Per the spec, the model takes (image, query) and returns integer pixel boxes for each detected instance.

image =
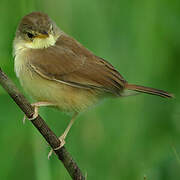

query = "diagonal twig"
[0,68,85,180]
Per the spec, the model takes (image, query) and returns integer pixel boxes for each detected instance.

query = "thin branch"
[0,68,85,180]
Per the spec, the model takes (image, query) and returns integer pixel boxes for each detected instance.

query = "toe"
[48,149,53,159]
[23,115,26,124]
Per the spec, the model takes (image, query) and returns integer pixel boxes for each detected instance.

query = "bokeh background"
[0,0,179,179]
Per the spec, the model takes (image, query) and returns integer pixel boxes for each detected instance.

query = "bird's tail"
[124,83,174,98]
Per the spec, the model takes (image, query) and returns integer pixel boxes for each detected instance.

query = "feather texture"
[28,34,127,96]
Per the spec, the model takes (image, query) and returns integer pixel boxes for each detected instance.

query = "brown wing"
[28,34,127,95]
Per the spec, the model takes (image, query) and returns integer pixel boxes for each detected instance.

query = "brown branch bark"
[0,68,85,180]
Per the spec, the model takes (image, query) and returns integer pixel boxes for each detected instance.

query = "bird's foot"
[48,135,66,159]
[23,102,55,124]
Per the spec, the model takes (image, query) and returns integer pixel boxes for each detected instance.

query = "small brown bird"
[13,12,173,150]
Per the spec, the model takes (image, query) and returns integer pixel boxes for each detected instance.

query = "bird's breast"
[14,48,101,113]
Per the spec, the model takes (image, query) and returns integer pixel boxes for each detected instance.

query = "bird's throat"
[27,34,57,49]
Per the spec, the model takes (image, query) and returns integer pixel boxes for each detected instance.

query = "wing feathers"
[28,34,126,95]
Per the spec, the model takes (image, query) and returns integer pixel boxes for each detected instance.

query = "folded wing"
[28,34,127,96]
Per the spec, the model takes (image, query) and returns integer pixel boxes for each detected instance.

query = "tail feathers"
[125,83,174,98]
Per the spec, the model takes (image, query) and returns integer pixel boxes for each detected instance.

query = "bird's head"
[14,12,61,49]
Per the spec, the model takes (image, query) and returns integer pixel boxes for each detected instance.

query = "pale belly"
[16,61,101,113]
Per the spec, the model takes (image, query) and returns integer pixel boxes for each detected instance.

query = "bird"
[13,12,173,151]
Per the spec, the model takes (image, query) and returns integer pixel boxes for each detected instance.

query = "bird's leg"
[48,112,78,159]
[23,102,55,123]
[58,112,78,144]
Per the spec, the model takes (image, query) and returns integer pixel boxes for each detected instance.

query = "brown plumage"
[13,12,173,150]
[27,33,173,99]
[28,34,126,96]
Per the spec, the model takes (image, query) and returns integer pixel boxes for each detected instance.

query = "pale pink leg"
[23,102,56,123]
[48,112,78,159]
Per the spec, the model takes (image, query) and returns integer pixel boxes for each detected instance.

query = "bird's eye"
[27,32,34,39]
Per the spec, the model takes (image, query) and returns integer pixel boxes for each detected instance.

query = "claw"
[48,149,53,159]
[22,102,55,124]
[48,136,66,159]
[23,115,26,124]
[47,112,78,159]
[22,105,38,123]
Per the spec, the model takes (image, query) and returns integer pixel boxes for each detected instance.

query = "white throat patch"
[26,34,56,49]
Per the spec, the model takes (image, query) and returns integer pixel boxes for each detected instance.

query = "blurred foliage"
[0,0,179,179]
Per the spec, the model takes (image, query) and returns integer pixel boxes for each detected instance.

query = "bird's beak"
[36,32,49,39]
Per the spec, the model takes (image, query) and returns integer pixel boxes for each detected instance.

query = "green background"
[0,0,179,179]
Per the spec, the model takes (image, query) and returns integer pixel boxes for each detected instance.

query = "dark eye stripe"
[27,32,34,39]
